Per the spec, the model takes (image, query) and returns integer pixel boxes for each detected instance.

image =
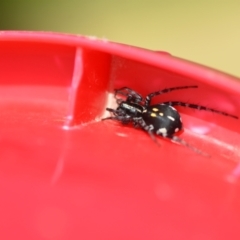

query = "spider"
[102,86,238,155]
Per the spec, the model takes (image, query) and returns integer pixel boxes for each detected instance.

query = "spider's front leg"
[114,87,143,103]
[102,108,132,124]
[144,86,198,106]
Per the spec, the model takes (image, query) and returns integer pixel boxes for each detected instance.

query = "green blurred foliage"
[0,0,240,76]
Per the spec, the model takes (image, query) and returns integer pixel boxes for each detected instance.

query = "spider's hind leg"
[164,101,238,119]
[167,135,210,157]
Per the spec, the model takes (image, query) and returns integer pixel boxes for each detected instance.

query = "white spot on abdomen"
[167,116,175,121]
[156,128,167,136]
[170,106,177,111]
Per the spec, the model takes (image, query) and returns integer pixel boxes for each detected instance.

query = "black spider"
[102,86,238,155]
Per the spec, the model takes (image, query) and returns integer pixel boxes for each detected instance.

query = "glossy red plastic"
[1,31,240,240]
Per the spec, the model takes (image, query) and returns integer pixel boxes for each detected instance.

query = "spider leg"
[144,86,198,106]
[102,116,118,121]
[102,108,132,124]
[105,108,116,113]
[133,121,141,128]
[135,118,160,146]
[164,101,238,119]
[102,116,132,124]
[114,87,143,103]
[167,135,210,157]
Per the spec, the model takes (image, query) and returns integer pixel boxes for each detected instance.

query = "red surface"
[1,31,240,240]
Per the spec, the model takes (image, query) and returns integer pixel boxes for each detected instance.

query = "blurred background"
[0,0,240,77]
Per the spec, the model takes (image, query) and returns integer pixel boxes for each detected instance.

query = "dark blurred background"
[0,0,239,76]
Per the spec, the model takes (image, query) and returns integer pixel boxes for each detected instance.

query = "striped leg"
[145,86,198,106]
[102,116,132,125]
[102,108,132,124]
[164,101,238,119]
[114,87,143,103]
[136,118,160,146]
[168,135,210,157]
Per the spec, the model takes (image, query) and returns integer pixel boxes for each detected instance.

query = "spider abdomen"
[142,104,183,136]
